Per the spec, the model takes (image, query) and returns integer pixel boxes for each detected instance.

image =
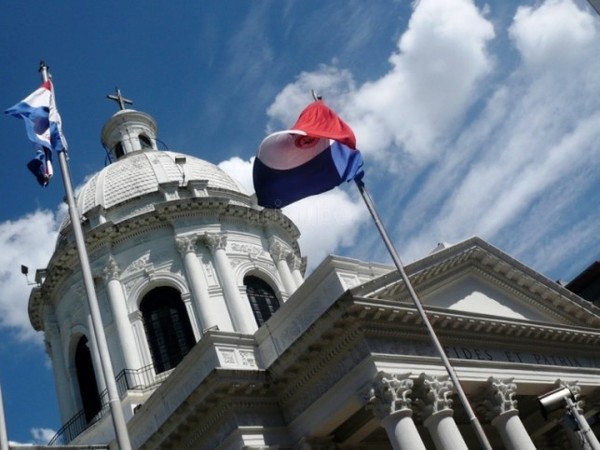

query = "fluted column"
[202,233,255,334]
[368,372,426,450]
[287,253,304,288]
[270,240,297,295]
[103,257,141,372]
[176,235,227,333]
[477,377,535,450]
[414,374,468,450]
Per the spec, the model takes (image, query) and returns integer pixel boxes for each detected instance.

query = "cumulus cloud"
[251,0,600,280]
[0,210,60,342]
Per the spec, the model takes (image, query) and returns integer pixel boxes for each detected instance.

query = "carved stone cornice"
[367,371,414,421]
[476,377,518,421]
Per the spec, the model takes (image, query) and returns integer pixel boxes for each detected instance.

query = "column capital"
[414,373,454,420]
[287,253,303,270]
[103,256,121,282]
[476,377,518,421]
[367,371,414,421]
[269,240,289,262]
[176,235,199,257]
[201,232,227,252]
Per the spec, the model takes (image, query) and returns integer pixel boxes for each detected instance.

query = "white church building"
[25,103,600,449]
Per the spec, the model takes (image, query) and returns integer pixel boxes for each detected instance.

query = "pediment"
[356,237,600,328]
[420,272,556,322]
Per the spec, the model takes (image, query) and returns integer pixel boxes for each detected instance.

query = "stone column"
[287,253,304,288]
[414,374,468,450]
[176,235,225,333]
[202,233,255,334]
[270,240,297,296]
[103,257,141,372]
[477,377,535,450]
[368,371,426,450]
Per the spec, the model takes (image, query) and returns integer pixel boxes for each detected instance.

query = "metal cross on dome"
[106,87,133,110]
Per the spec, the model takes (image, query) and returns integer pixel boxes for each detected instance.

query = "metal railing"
[48,364,170,446]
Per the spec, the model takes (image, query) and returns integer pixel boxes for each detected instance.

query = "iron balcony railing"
[48,363,171,446]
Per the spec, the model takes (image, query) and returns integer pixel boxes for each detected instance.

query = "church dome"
[59,107,251,233]
[77,149,246,214]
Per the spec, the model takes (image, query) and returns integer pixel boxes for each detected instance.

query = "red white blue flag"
[253,100,364,208]
[5,80,67,186]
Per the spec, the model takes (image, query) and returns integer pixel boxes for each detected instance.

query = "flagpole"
[0,383,8,450]
[39,63,132,450]
[354,178,492,450]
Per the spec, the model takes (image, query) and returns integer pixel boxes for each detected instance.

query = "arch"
[244,275,281,326]
[74,336,102,423]
[114,142,125,160]
[139,134,153,150]
[140,286,196,374]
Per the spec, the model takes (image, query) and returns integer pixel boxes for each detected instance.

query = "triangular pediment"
[421,272,554,322]
[355,237,600,327]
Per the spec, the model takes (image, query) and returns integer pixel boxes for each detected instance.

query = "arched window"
[139,134,153,149]
[75,336,102,423]
[140,287,196,374]
[114,142,125,159]
[244,276,280,326]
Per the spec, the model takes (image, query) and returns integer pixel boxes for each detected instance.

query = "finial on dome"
[107,87,133,111]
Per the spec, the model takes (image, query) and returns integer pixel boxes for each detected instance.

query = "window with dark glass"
[75,336,102,423]
[140,287,196,374]
[114,142,125,159]
[139,134,152,149]
[244,276,280,326]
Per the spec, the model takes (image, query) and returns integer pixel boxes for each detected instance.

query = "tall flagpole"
[0,383,8,450]
[39,63,132,450]
[355,179,493,450]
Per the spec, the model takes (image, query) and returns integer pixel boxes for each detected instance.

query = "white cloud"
[510,0,596,72]
[283,189,367,268]
[218,156,254,195]
[0,210,60,342]
[8,427,57,446]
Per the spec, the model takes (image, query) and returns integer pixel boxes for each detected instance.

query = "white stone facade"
[27,108,600,449]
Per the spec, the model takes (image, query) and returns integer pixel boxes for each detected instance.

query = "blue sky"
[1,0,599,444]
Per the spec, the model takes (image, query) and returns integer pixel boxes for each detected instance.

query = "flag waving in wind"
[5,80,67,186]
[253,100,364,208]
